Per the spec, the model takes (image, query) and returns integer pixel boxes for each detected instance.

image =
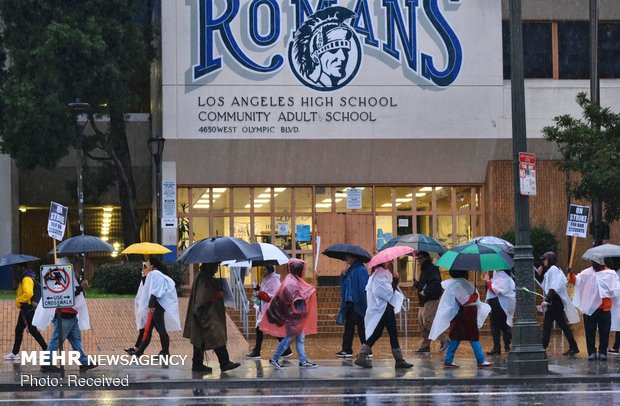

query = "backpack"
[29,277,42,307]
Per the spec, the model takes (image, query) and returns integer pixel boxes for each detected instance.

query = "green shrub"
[501,226,559,265]
[92,261,186,295]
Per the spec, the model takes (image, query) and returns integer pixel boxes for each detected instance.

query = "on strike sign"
[41,264,75,308]
[47,202,68,241]
[566,204,590,238]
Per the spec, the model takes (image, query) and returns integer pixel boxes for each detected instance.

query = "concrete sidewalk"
[2,351,620,393]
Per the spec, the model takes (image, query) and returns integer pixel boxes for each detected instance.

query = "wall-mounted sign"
[346,188,362,209]
[41,264,74,308]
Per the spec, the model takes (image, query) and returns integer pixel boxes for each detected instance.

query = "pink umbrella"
[367,246,415,269]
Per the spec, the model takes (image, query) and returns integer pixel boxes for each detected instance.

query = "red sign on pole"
[519,152,537,196]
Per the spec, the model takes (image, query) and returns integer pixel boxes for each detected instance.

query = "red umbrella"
[367,246,414,269]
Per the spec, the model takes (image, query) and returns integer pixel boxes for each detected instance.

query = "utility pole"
[590,0,604,247]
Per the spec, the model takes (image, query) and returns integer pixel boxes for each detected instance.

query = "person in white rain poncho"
[484,270,515,355]
[130,256,181,357]
[536,251,580,356]
[429,269,492,369]
[354,260,412,369]
[569,254,620,361]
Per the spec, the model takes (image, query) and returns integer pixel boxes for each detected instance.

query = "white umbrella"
[224,243,290,267]
[469,236,514,254]
[581,244,620,261]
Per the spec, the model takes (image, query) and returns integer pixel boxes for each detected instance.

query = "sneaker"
[600,354,608,361]
[79,363,98,372]
[415,347,431,354]
[588,354,598,361]
[367,352,373,359]
[269,359,285,369]
[443,362,459,369]
[608,348,619,354]
[3,352,18,361]
[563,349,578,356]
[335,351,352,358]
[486,348,501,356]
[439,341,449,352]
[245,350,261,360]
[477,361,493,368]
[299,361,318,368]
[282,348,294,358]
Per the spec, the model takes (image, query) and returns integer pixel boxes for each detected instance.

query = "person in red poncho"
[261,259,318,369]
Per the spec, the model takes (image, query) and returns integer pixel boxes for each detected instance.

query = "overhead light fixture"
[101,230,109,235]
[100,236,109,241]
[254,199,270,203]
[419,187,433,192]
[213,188,227,193]
[244,204,251,209]
[254,204,263,208]
[196,199,209,204]
[19,206,27,213]
[416,193,427,197]
[274,187,286,192]
[257,194,271,199]
[396,198,412,202]
[103,212,112,218]
[381,203,402,207]
[315,203,331,208]
[103,207,113,212]
[193,204,210,209]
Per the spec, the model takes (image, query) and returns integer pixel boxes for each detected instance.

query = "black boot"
[392,348,413,369]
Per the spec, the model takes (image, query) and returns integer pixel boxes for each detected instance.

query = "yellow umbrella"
[121,242,171,255]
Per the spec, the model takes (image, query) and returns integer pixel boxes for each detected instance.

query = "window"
[503,21,553,79]
[600,23,620,78]
[558,22,589,79]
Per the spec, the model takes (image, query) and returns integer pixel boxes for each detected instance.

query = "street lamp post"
[590,0,603,247]
[506,0,548,375]
[67,101,92,236]
[148,136,165,244]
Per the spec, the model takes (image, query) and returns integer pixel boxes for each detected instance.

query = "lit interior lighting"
[193,204,210,209]
[103,207,113,212]
[334,199,342,203]
[244,204,251,209]
[416,193,427,197]
[113,242,120,249]
[196,199,209,204]
[335,193,347,198]
[254,204,263,208]
[201,193,210,199]
[213,188,227,193]
[381,203,402,207]
[100,236,109,241]
[257,194,271,199]
[274,188,286,192]
[19,206,27,213]
[322,198,332,203]
[405,193,412,197]
[264,188,272,193]
[315,203,332,208]
[211,194,221,199]
[111,251,118,257]
[419,187,433,192]
[101,230,109,235]
[396,198,412,202]
[103,212,112,218]
[254,199,270,203]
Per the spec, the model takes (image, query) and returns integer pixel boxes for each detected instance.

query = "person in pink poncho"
[261,259,318,369]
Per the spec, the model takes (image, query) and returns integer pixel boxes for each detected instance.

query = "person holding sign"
[536,252,580,356]
[4,263,47,360]
[569,255,620,361]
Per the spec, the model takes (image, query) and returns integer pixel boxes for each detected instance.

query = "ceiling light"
[101,230,109,235]
[196,199,209,204]
[315,203,332,208]
[405,193,412,197]
[396,198,412,202]
[419,187,433,192]
[103,207,113,212]
[111,251,118,257]
[322,198,332,203]
[416,193,427,197]
[244,204,251,209]
[254,199,270,203]
[193,204,210,209]
[381,203,402,207]
[257,194,271,199]
[103,212,112,218]
[274,188,286,192]
[19,206,27,213]
[100,236,109,241]
[213,188,227,193]
[212,194,221,199]
[254,204,263,208]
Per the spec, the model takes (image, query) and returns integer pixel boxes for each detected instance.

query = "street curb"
[2,374,620,392]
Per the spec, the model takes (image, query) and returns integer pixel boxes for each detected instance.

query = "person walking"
[4,263,47,360]
[262,259,318,369]
[335,254,369,358]
[33,257,96,372]
[184,262,240,373]
[130,257,181,357]
[124,264,147,354]
[536,251,580,356]
[245,264,292,360]
[484,270,515,355]
[354,260,413,369]
[569,254,620,361]
[413,251,448,353]
[429,269,492,369]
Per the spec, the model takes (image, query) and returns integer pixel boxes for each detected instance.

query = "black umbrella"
[0,254,40,267]
[322,243,372,263]
[49,235,114,255]
[176,236,262,265]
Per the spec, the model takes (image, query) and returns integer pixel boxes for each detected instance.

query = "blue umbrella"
[0,254,40,267]
[322,243,372,263]
[380,233,447,255]
[177,236,262,265]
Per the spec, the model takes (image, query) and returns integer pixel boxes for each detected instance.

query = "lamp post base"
[507,320,548,375]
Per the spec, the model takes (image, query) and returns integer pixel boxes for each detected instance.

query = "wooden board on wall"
[345,213,375,259]
[314,213,345,277]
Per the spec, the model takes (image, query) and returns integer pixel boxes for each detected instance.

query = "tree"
[502,226,559,266]
[0,0,154,246]
[542,92,620,232]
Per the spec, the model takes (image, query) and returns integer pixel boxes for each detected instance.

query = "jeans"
[46,317,88,365]
[541,301,578,351]
[583,309,611,356]
[488,297,512,350]
[272,332,307,363]
[445,339,485,364]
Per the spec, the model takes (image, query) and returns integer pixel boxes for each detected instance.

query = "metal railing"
[398,296,411,338]
[229,267,250,338]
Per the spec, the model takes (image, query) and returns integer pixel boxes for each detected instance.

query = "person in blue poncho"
[335,255,369,358]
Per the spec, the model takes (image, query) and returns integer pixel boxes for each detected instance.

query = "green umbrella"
[435,242,514,272]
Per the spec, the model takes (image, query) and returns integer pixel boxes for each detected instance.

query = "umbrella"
[0,254,40,267]
[322,243,372,263]
[468,236,514,254]
[176,236,262,265]
[581,244,620,261]
[367,246,414,269]
[435,242,514,272]
[121,242,172,255]
[250,243,290,266]
[49,235,114,254]
[380,233,447,255]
